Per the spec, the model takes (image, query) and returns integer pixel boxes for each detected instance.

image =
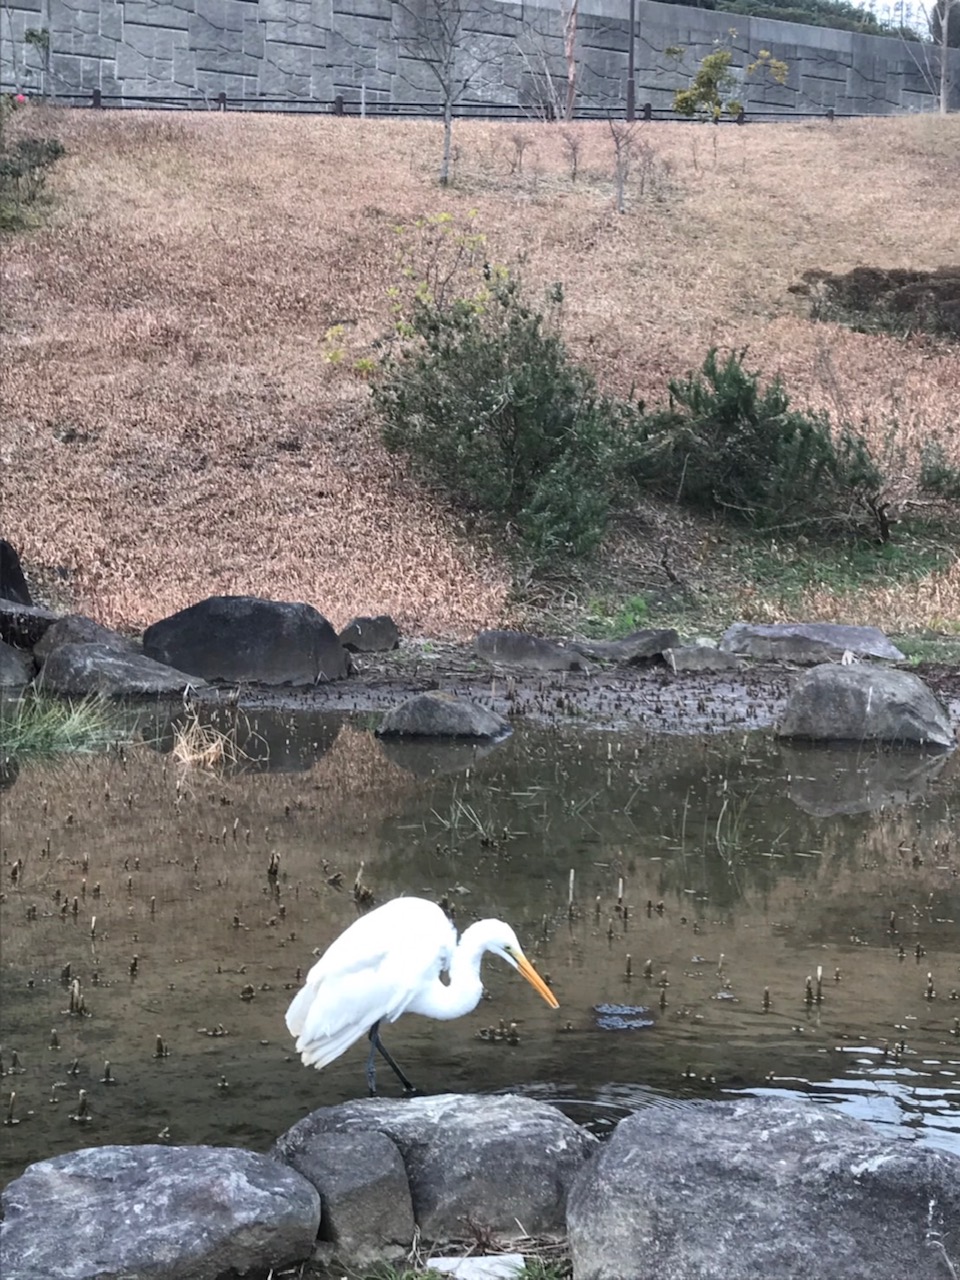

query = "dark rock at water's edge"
[567,1096,960,1280]
[777,664,956,749]
[0,638,35,687]
[572,628,680,664]
[38,642,204,698]
[143,595,349,686]
[476,629,590,672]
[0,598,60,650]
[0,539,32,606]
[272,1093,597,1248]
[720,621,905,664]
[34,614,134,664]
[378,690,510,739]
[0,1144,321,1280]
[339,614,400,652]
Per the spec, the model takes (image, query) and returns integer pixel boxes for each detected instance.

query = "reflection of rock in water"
[780,744,949,817]
[377,735,504,779]
[0,758,19,791]
[144,709,343,774]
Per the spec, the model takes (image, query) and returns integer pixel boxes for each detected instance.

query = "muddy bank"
[190,639,960,737]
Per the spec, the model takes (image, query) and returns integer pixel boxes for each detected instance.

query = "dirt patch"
[192,639,960,737]
[793,265,960,339]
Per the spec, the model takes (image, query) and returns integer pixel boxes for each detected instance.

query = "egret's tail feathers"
[296,1018,367,1071]
[284,981,318,1038]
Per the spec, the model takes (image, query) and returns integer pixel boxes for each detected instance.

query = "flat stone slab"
[777,664,955,748]
[567,1097,960,1280]
[0,1144,321,1280]
[476,630,590,672]
[572,628,680,663]
[38,642,204,698]
[665,644,746,672]
[0,598,61,649]
[720,622,905,664]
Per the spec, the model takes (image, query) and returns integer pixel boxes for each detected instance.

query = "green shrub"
[0,126,65,230]
[919,441,960,501]
[624,349,883,535]
[373,272,640,563]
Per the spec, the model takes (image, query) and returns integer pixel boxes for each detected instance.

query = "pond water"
[1,709,959,1185]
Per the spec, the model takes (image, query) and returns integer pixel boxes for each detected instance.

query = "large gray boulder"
[777,664,955,748]
[378,691,509,739]
[0,539,31,605]
[272,1094,596,1244]
[143,596,349,686]
[720,622,905,664]
[339,614,400,652]
[276,1128,415,1266]
[0,638,35,686]
[476,630,590,672]
[38,642,204,698]
[0,1144,321,1280]
[34,614,134,663]
[567,1097,960,1280]
[571,629,680,664]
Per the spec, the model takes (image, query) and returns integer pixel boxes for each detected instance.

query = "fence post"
[826,107,835,122]
[735,108,745,124]
[333,93,344,116]
[92,88,102,109]
[642,101,652,121]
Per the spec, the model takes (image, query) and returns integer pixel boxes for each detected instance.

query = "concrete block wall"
[1,0,957,113]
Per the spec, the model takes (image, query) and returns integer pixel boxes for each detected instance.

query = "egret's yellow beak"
[516,952,560,1009]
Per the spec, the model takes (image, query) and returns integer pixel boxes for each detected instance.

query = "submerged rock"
[777,664,955,748]
[0,1144,321,1280]
[567,1096,960,1280]
[378,691,509,739]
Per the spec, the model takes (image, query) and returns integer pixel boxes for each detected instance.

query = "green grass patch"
[734,521,957,606]
[0,693,129,762]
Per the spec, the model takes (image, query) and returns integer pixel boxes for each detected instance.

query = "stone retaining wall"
[2,0,958,114]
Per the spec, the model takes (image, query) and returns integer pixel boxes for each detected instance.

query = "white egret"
[285,897,559,1094]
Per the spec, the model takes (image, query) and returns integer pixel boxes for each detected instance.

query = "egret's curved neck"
[409,922,493,1021]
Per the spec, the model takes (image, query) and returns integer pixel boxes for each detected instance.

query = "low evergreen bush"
[373,272,640,563]
[623,349,883,535]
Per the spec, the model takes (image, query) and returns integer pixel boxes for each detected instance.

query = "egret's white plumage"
[285,897,558,1090]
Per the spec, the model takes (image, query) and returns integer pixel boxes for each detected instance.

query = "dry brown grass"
[2,108,959,636]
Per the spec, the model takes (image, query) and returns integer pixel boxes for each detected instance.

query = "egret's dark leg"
[366,1021,416,1095]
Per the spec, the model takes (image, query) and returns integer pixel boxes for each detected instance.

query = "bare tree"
[561,0,580,121]
[933,0,960,111]
[394,0,498,184]
[608,118,636,213]
[514,0,580,122]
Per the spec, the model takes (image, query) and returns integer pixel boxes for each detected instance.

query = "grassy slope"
[2,108,958,640]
